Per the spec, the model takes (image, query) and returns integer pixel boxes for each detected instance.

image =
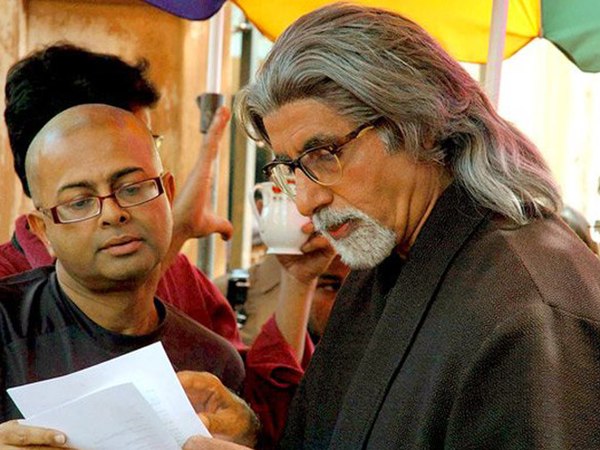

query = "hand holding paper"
[0,420,68,449]
[178,371,259,447]
[7,343,209,449]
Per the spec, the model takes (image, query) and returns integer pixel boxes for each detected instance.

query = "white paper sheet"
[23,383,180,450]
[8,342,210,446]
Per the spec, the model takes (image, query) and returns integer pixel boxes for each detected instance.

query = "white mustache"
[313,208,360,234]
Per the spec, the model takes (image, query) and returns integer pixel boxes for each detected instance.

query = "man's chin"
[338,254,382,271]
[94,259,161,291]
[329,240,388,270]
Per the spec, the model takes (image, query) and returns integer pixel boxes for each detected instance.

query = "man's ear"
[27,211,54,256]
[162,172,176,205]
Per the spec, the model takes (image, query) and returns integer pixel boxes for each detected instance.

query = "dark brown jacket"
[282,184,600,449]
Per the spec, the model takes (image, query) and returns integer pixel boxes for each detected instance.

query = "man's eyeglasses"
[38,175,166,224]
[262,120,378,198]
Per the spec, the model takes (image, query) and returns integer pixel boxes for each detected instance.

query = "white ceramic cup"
[250,181,308,255]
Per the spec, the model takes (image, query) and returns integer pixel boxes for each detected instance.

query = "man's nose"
[294,170,333,217]
[100,196,131,225]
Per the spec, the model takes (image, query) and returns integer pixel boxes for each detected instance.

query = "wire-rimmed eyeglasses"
[262,120,379,198]
[37,175,166,224]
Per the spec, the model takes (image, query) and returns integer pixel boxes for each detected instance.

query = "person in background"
[216,254,349,345]
[233,3,600,448]
[0,104,256,447]
[306,255,349,341]
[1,43,332,448]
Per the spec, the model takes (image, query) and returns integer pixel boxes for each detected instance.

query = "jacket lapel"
[329,184,489,449]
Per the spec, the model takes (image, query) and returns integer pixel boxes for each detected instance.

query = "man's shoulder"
[0,267,54,324]
[484,213,598,271]
[449,213,600,316]
[0,267,57,347]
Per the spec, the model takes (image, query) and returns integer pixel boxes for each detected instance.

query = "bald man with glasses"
[0,104,259,448]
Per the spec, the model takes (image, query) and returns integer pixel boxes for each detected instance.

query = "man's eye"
[120,185,142,197]
[65,198,95,211]
[303,147,336,163]
[317,281,342,292]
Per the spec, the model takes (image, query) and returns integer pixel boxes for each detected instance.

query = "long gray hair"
[236,3,561,224]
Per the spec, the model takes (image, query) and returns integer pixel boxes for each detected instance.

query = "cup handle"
[249,184,262,222]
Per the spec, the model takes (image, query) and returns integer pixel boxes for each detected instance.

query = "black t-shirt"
[0,266,245,420]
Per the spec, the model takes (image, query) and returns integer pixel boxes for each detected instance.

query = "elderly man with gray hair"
[192,3,600,450]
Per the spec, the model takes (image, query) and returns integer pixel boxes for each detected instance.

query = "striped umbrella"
[143,0,600,72]
[232,0,600,73]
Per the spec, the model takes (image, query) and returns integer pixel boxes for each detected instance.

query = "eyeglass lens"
[269,150,342,198]
[56,178,161,223]
[299,148,342,184]
[271,165,297,198]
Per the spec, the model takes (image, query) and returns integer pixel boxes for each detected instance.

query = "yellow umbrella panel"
[232,0,539,65]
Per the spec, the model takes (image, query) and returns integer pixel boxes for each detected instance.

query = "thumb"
[197,412,211,430]
[206,215,234,241]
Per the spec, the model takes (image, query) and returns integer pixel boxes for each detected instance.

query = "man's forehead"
[28,104,150,161]
[43,104,142,136]
[26,104,160,199]
[264,99,350,156]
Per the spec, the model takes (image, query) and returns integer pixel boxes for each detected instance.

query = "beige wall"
[497,39,600,228]
[0,0,232,275]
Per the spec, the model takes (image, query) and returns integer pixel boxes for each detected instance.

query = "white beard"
[313,206,397,270]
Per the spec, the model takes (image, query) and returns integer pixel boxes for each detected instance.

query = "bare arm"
[164,106,234,269]
[274,223,335,360]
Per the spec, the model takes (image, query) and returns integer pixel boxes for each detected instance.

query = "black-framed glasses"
[262,120,378,198]
[38,175,166,224]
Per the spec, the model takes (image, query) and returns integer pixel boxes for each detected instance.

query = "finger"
[301,234,333,253]
[178,370,215,395]
[184,435,250,450]
[217,219,234,241]
[0,420,67,447]
[205,215,234,241]
[211,105,232,131]
[177,371,225,408]
[197,412,211,430]
[301,221,316,234]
